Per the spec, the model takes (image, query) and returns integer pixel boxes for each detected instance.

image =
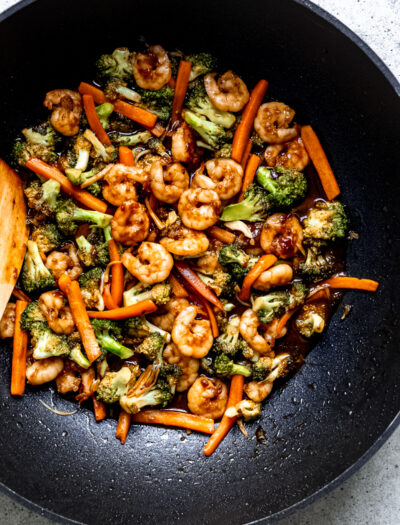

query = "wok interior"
[0,0,399,523]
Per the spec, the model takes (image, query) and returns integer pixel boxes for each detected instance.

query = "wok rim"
[0,0,399,523]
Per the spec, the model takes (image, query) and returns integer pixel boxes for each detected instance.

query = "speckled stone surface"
[0,0,399,524]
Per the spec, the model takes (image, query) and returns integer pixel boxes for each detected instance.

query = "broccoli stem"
[231,363,252,377]
[103,225,112,242]
[96,334,134,359]
[256,168,277,193]
[72,207,112,229]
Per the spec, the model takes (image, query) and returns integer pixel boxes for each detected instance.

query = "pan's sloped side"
[0,1,399,524]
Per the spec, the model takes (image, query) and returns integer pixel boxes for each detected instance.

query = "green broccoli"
[220,183,271,222]
[69,343,91,369]
[95,367,134,404]
[104,79,142,102]
[123,316,170,344]
[135,332,166,361]
[212,353,251,377]
[197,271,233,297]
[265,353,294,383]
[303,201,348,246]
[29,322,70,360]
[10,121,59,167]
[31,223,63,253]
[299,245,336,283]
[218,244,251,281]
[213,315,246,357]
[295,303,326,338]
[55,198,112,236]
[96,103,114,129]
[184,109,229,150]
[137,85,175,121]
[185,52,217,81]
[64,166,102,197]
[110,130,152,146]
[78,267,105,310]
[214,143,233,158]
[252,356,274,381]
[76,228,109,267]
[91,319,134,359]
[252,290,289,324]
[96,47,132,83]
[185,80,235,128]
[288,282,308,309]
[24,179,61,217]
[123,282,171,307]
[225,399,261,421]
[21,240,55,293]
[257,166,308,208]
[20,300,46,331]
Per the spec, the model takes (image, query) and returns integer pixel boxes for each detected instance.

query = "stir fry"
[1,45,379,455]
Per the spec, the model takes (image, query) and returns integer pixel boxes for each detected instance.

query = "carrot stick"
[92,396,106,421]
[87,299,157,320]
[203,300,219,338]
[108,240,124,307]
[322,276,379,292]
[11,300,28,396]
[301,125,340,201]
[238,154,261,201]
[116,410,131,444]
[149,122,166,138]
[276,308,299,337]
[203,375,245,456]
[168,273,189,298]
[171,60,191,124]
[132,410,215,434]
[232,79,269,163]
[82,94,111,146]
[25,158,107,213]
[174,261,224,311]
[207,225,236,244]
[114,99,157,129]
[239,254,277,301]
[103,283,119,310]
[58,274,101,363]
[119,146,135,166]
[78,82,107,104]
[240,139,252,171]
[12,287,31,303]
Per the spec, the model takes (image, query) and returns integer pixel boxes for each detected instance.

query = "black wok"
[0,0,399,523]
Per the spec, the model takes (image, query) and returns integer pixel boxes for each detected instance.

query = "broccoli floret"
[212,353,251,377]
[184,109,229,150]
[197,271,233,297]
[69,343,91,369]
[295,304,326,338]
[78,267,105,310]
[299,246,336,283]
[21,240,55,293]
[213,315,244,357]
[136,85,174,121]
[303,201,348,245]
[185,52,217,81]
[214,143,233,158]
[123,282,172,307]
[225,399,261,421]
[55,198,112,236]
[76,229,109,267]
[252,356,274,382]
[218,244,250,281]
[252,290,289,324]
[20,300,46,331]
[135,332,166,361]
[104,79,141,102]
[110,130,152,147]
[257,166,308,209]
[95,367,133,404]
[24,179,61,217]
[91,319,134,359]
[64,166,102,198]
[96,103,114,129]
[220,183,271,222]
[185,80,235,128]
[288,282,308,309]
[266,353,294,383]
[96,47,132,83]
[123,316,170,343]
[31,223,63,253]
[10,121,59,167]
[29,322,70,360]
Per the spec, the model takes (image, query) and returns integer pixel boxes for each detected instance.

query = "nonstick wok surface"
[0,0,399,523]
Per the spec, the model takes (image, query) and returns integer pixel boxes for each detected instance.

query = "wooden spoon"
[0,159,29,319]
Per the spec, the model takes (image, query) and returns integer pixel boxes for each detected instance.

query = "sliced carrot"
[25,158,107,213]
[87,299,157,320]
[301,125,340,201]
[118,146,135,166]
[149,122,166,138]
[171,60,191,124]
[82,94,111,146]
[232,79,269,163]
[174,261,224,311]
[168,273,189,298]
[58,274,101,363]
[276,308,299,337]
[116,410,131,444]
[203,300,219,338]
[11,300,28,396]
[207,226,236,244]
[114,99,157,129]
[132,410,215,434]
[103,283,119,310]
[322,276,379,292]
[12,287,31,303]
[239,254,277,301]
[240,139,252,171]
[203,375,245,456]
[238,154,261,201]
[78,82,107,104]
[92,396,106,421]
[108,240,124,307]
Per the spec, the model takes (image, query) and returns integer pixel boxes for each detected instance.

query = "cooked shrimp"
[102,164,142,206]
[204,71,249,112]
[26,357,64,385]
[195,241,223,275]
[171,122,195,163]
[121,242,173,283]
[239,309,275,355]
[38,290,75,335]
[111,201,150,245]
[160,221,209,256]
[76,367,96,403]
[0,303,16,339]
[244,380,273,403]
[254,102,297,144]
[253,263,293,291]
[46,243,83,281]
[178,188,220,230]
[172,306,213,358]
[163,343,199,392]
[187,377,228,419]
[260,213,304,259]
[43,89,82,136]
[151,298,189,332]
[55,360,81,394]
[204,158,243,200]
[150,161,189,204]
[190,172,217,191]
[265,136,309,171]
[132,45,171,90]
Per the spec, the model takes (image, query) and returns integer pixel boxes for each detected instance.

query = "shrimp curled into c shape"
[254,102,297,144]
[205,158,243,200]
[171,305,213,358]
[253,264,293,291]
[160,223,209,256]
[260,213,304,259]
[150,161,189,204]
[265,136,309,171]
[43,89,82,136]
[132,45,171,90]
[178,188,221,230]
[46,243,83,281]
[38,290,75,335]
[239,309,275,355]
[163,343,199,392]
[26,357,64,385]
[121,242,174,284]
[187,377,228,419]
[102,164,147,206]
[204,71,249,112]
[111,201,150,245]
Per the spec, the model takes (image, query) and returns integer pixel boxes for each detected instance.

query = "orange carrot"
[132,410,215,434]
[82,94,111,146]
[92,396,106,421]
[149,122,166,138]
[207,225,236,244]
[232,79,269,163]
[322,276,379,292]
[276,308,299,337]
[168,273,189,298]
[203,375,245,456]
[118,146,135,166]
[174,261,224,310]
[108,240,124,307]
[239,254,277,301]
[25,158,107,213]
[114,99,157,128]
[301,125,340,200]
[103,283,119,310]
[12,287,31,303]
[168,77,176,89]
[238,154,261,201]
[58,274,101,363]
[11,300,28,396]
[171,60,191,123]
[78,82,107,104]
[203,300,219,338]
[87,299,157,320]
[240,139,252,171]
[116,410,131,444]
